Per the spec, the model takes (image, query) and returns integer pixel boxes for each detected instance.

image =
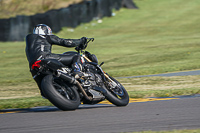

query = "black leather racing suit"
[25,34,84,95]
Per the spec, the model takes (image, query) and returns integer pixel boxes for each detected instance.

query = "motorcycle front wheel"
[105,76,129,106]
[41,75,80,111]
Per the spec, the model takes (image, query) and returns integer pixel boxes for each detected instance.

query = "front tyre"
[41,75,80,111]
[105,76,129,106]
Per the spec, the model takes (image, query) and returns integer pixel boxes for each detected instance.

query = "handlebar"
[75,38,94,52]
[86,38,94,44]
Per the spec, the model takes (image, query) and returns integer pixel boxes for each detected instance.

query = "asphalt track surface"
[1,70,200,133]
[117,70,200,78]
[1,96,200,133]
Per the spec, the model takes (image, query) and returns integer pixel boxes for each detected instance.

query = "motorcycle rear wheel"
[105,76,129,106]
[41,75,80,111]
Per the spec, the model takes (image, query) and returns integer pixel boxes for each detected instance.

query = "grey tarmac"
[0,96,200,133]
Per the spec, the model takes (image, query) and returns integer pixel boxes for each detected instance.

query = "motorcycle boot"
[72,62,84,79]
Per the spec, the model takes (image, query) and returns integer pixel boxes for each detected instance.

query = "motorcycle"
[32,38,129,111]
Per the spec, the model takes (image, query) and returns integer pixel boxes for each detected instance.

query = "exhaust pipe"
[76,81,93,101]
[57,70,76,84]
[57,71,93,101]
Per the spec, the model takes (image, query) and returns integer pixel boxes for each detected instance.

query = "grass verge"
[119,75,200,98]
[1,75,200,110]
[0,0,82,19]
[0,97,53,110]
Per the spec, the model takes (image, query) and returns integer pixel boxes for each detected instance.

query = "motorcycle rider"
[25,24,86,96]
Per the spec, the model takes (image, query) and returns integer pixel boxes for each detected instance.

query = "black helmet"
[33,24,52,35]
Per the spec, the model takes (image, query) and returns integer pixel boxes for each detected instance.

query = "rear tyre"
[41,75,80,111]
[105,76,129,106]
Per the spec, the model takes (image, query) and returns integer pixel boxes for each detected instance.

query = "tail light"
[32,60,42,70]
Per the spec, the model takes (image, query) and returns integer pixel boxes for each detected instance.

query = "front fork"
[82,54,118,88]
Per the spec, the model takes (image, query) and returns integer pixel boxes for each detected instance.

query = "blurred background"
[0,0,136,41]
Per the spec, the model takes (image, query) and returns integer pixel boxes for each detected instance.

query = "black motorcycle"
[32,38,129,111]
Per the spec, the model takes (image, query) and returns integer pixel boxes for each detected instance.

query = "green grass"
[121,75,200,98]
[1,0,200,109]
[56,0,200,77]
[1,75,200,110]
[0,0,82,19]
[0,96,53,109]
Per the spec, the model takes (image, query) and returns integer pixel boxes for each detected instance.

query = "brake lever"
[86,38,94,44]
[75,38,94,53]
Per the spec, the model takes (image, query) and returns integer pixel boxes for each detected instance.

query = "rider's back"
[25,34,52,67]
